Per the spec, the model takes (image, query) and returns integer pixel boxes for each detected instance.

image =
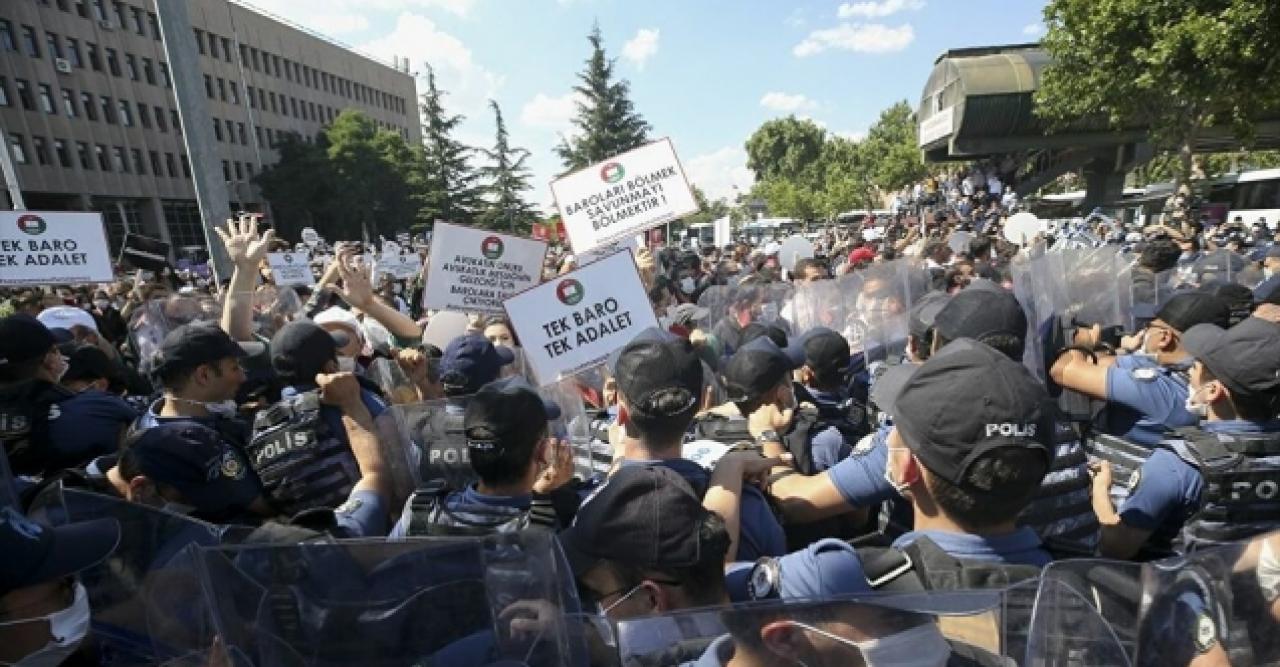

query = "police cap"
[1155,292,1232,332]
[1182,317,1280,399]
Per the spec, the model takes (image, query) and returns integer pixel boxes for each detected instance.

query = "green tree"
[861,101,926,192]
[476,101,540,233]
[326,110,416,239]
[418,65,483,225]
[556,24,651,171]
[254,132,338,240]
[744,116,827,187]
[680,185,731,227]
[1036,0,1280,189]
[817,136,879,218]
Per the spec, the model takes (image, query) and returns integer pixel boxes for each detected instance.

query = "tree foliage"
[1036,0,1280,188]
[556,24,651,171]
[418,65,484,226]
[477,100,540,233]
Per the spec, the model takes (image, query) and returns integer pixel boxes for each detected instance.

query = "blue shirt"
[334,489,388,538]
[47,389,138,464]
[283,385,388,445]
[827,425,895,507]
[1104,355,1195,446]
[388,483,531,538]
[1116,419,1279,555]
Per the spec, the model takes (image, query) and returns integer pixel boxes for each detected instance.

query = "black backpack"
[0,380,74,475]
[782,385,870,475]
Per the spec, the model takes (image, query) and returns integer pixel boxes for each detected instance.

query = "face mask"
[337,356,358,373]
[679,276,697,294]
[883,448,911,496]
[0,581,91,667]
[1184,384,1212,420]
[93,299,111,311]
[787,621,949,667]
[171,397,238,418]
[596,583,646,618]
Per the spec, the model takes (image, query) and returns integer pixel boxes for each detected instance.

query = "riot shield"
[369,357,420,406]
[785,278,855,339]
[539,378,608,480]
[1129,268,1177,331]
[251,284,304,339]
[128,294,222,373]
[27,485,247,665]
[387,398,471,490]
[196,530,583,666]
[614,590,1016,666]
[696,282,795,350]
[1025,559,1141,666]
[850,259,923,365]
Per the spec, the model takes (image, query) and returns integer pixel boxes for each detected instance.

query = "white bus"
[1212,168,1280,229]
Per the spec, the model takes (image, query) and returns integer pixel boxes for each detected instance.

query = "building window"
[220,37,230,62]
[91,0,107,22]
[245,163,254,178]
[163,200,203,247]
[118,99,132,126]
[0,78,10,107]
[216,77,225,101]
[237,122,246,145]
[131,7,145,35]
[95,144,109,171]
[228,81,238,105]
[60,89,75,116]
[80,92,96,120]
[194,28,204,55]
[152,105,166,131]
[20,26,40,58]
[180,154,190,178]
[268,91,277,114]
[147,12,159,40]
[32,137,49,166]
[246,85,255,109]
[0,21,15,52]
[290,97,298,118]
[207,32,218,58]
[213,118,223,142]
[100,96,115,123]
[75,1,88,18]
[234,161,243,180]
[111,145,127,172]
[137,103,151,128]
[131,148,144,174]
[250,48,260,71]
[125,53,138,80]
[45,32,63,60]
[112,2,127,29]
[66,38,81,67]
[282,58,292,82]
[38,84,55,114]
[171,109,181,134]
[165,152,176,177]
[54,139,71,168]
[9,134,29,165]
[15,80,33,111]
[255,126,263,147]
[238,43,247,65]
[86,43,100,71]
[105,48,120,76]
[225,119,235,143]
[148,150,160,175]
[265,128,274,146]
[142,57,154,85]
[204,74,213,98]
[272,54,281,77]
[159,62,171,87]
[222,160,231,181]
[77,142,91,169]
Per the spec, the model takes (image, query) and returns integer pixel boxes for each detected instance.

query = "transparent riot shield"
[540,378,609,480]
[196,530,584,667]
[28,485,247,665]
[696,282,795,352]
[1058,246,1129,332]
[252,284,304,339]
[786,278,854,339]
[614,591,1011,666]
[368,357,420,406]
[128,294,222,373]
[1025,559,1141,665]
[386,398,471,490]
[1129,268,1177,331]
[851,259,921,365]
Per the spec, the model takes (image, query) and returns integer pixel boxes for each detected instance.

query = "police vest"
[0,380,74,475]
[782,390,869,476]
[859,535,1043,593]
[245,391,358,517]
[1086,431,1156,510]
[1165,427,1280,553]
[1018,420,1099,558]
[420,412,474,490]
[402,480,557,537]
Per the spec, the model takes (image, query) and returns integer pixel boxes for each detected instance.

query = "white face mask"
[883,447,911,496]
[679,277,697,294]
[171,397,237,418]
[336,356,357,373]
[787,621,949,667]
[0,582,91,667]
[1184,384,1212,420]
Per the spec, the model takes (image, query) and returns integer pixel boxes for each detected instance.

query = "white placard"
[301,227,320,247]
[382,239,401,257]
[267,252,316,286]
[423,222,549,314]
[504,251,659,385]
[713,215,732,248]
[379,252,422,280]
[0,211,113,286]
[1003,211,1045,246]
[578,235,641,267]
[550,138,698,254]
[777,236,814,272]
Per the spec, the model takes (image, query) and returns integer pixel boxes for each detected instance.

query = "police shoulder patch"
[220,451,246,480]
[1131,368,1158,382]
[335,497,363,516]
[1127,469,1142,492]
[1194,611,1217,653]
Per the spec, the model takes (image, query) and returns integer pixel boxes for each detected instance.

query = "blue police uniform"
[46,389,138,465]
[282,383,388,441]
[803,386,856,472]
[1103,355,1195,446]
[826,425,894,507]
[333,489,387,537]
[388,484,530,538]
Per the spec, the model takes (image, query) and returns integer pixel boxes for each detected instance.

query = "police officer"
[0,506,120,667]
[45,344,137,468]
[1091,316,1280,560]
[1051,292,1232,447]
[737,340,1053,600]
[785,328,865,474]
[0,315,73,475]
[390,378,572,537]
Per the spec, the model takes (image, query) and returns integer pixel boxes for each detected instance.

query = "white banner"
[423,222,548,314]
[550,138,698,254]
[713,215,732,248]
[0,211,113,286]
[577,234,642,267]
[378,252,422,280]
[504,250,659,385]
[267,252,316,286]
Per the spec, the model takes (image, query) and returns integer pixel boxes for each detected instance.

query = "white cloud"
[760,92,818,113]
[794,23,914,57]
[622,28,661,70]
[836,0,925,19]
[520,92,583,134]
[685,146,756,203]
[1022,22,1046,37]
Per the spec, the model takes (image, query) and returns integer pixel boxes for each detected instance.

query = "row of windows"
[0,75,183,134]
[21,0,411,118]
[0,19,175,88]
[8,130,190,180]
[204,74,346,125]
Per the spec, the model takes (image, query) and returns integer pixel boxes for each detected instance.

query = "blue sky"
[249,0,1049,209]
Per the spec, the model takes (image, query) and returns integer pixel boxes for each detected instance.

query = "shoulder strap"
[407,480,451,536]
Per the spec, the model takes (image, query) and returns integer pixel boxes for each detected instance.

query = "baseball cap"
[122,422,261,516]
[0,314,57,368]
[608,326,678,374]
[722,336,797,403]
[933,289,1027,343]
[153,323,265,376]
[60,343,123,385]
[440,333,515,394]
[1155,292,1232,332]
[486,376,562,421]
[0,506,120,596]
[848,247,876,264]
[37,306,98,334]
[560,465,711,576]
[613,333,703,417]
[1182,317,1280,399]
[884,339,1052,489]
[464,380,550,450]
[908,291,951,340]
[785,327,851,375]
[314,306,364,343]
[270,320,350,381]
[667,303,710,328]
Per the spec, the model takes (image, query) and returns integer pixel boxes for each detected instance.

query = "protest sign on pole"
[0,211,114,286]
[379,252,422,280]
[422,222,549,314]
[118,232,171,272]
[550,138,698,254]
[267,252,316,286]
[504,250,659,386]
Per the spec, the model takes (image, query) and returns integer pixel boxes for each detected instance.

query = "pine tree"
[417,65,483,225]
[477,101,540,233]
[555,24,651,171]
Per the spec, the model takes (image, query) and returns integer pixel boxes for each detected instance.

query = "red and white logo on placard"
[557,279,584,306]
[16,214,47,235]
[481,235,505,260]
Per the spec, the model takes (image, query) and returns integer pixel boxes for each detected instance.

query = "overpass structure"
[917,44,1280,210]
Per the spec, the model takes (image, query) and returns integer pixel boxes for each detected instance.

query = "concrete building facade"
[0,0,419,259]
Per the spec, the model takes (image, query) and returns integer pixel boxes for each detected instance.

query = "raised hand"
[215,215,275,268]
